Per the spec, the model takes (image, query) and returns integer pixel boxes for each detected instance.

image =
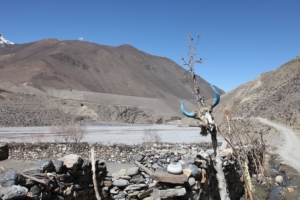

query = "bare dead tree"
[181,33,204,107]
[142,129,161,148]
[50,125,65,143]
[69,124,87,143]
[50,124,86,143]
[180,33,229,200]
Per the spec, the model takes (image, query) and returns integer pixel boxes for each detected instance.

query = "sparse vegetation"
[142,128,161,147]
[217,107,269,199]
[29,132,45,143]
[50,123,87,143]
[69,124,87,143]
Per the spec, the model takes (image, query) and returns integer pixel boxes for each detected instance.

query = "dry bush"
[50,124,87,143]
[51,124,69,143]
[68,124,87,143]
[29,132,45,143]
[142,129,161,147]
[217,106,269,199]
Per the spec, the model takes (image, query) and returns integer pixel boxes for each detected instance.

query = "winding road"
[256,117,300,173]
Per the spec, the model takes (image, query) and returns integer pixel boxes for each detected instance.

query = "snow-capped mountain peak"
[0,33,14,48]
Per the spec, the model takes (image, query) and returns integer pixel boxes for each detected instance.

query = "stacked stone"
[7,142,213,162]
[0,143,8,161]
[105,146,252,199]
[0,146,262,199]
[127,147,219,199]
[0,154,107,200]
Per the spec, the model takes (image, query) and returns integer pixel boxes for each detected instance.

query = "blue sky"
[1,0,299,92]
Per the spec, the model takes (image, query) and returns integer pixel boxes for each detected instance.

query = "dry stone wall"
[6,142,213,163]
[0,142,261,199]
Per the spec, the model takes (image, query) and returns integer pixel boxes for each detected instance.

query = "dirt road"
[256,117,300,173]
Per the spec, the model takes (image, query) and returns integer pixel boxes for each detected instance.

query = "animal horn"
[210,84,220,108]
[181,100,196,118]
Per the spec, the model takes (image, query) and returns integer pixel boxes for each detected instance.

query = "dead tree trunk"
[181,33,230,200]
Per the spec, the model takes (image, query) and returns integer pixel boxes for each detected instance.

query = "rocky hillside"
[0,83,182,126]
[0,39,223,101]
[214,55,300,130]
[0,39,224,126]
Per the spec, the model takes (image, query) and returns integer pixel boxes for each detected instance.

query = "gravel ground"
[0,159,135,176]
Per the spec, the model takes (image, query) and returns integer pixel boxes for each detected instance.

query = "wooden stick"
[217,126,253,200]
[21,173,48,185]
[91,146,101,200]
[134,160,153,176]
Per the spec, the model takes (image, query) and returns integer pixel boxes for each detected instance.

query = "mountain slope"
[0,33,14,48]
[0,38,224,126]
[215,55,300,130]
[0,39,223,101]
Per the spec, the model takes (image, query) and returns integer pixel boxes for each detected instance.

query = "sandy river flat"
[0,124,224,144]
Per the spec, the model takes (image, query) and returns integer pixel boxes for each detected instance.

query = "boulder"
[113,179,129,187]
[275,175,283,185]
[80,158,90,170]
[126,167,139,176]
[130,174,145,183]
[0,185,28,200]
[187,177,196,188]
[183,164,201,180]
[159,188,186,198]
[183,169,192,177]
[36,159,54,172]
[59,154,82,172]
[0,170,22,187]
[183,155,195,164]
[29,185,40,196]
[52,160,63,173]
[96,160,106,172]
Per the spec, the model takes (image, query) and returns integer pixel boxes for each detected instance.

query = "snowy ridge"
[0,33,14,48]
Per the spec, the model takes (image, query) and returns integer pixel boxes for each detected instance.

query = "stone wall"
[6,142,214,163]
[0,142,253,199]
[1,142,266,199]
[0,143,8,161]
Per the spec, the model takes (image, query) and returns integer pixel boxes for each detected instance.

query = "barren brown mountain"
[214,55,300,130]
[0,39,224,126]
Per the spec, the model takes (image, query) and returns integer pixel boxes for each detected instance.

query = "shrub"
[142,129,161,147]
[50,124,87,143]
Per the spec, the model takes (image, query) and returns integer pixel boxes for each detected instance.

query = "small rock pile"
[0,147,262,199]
